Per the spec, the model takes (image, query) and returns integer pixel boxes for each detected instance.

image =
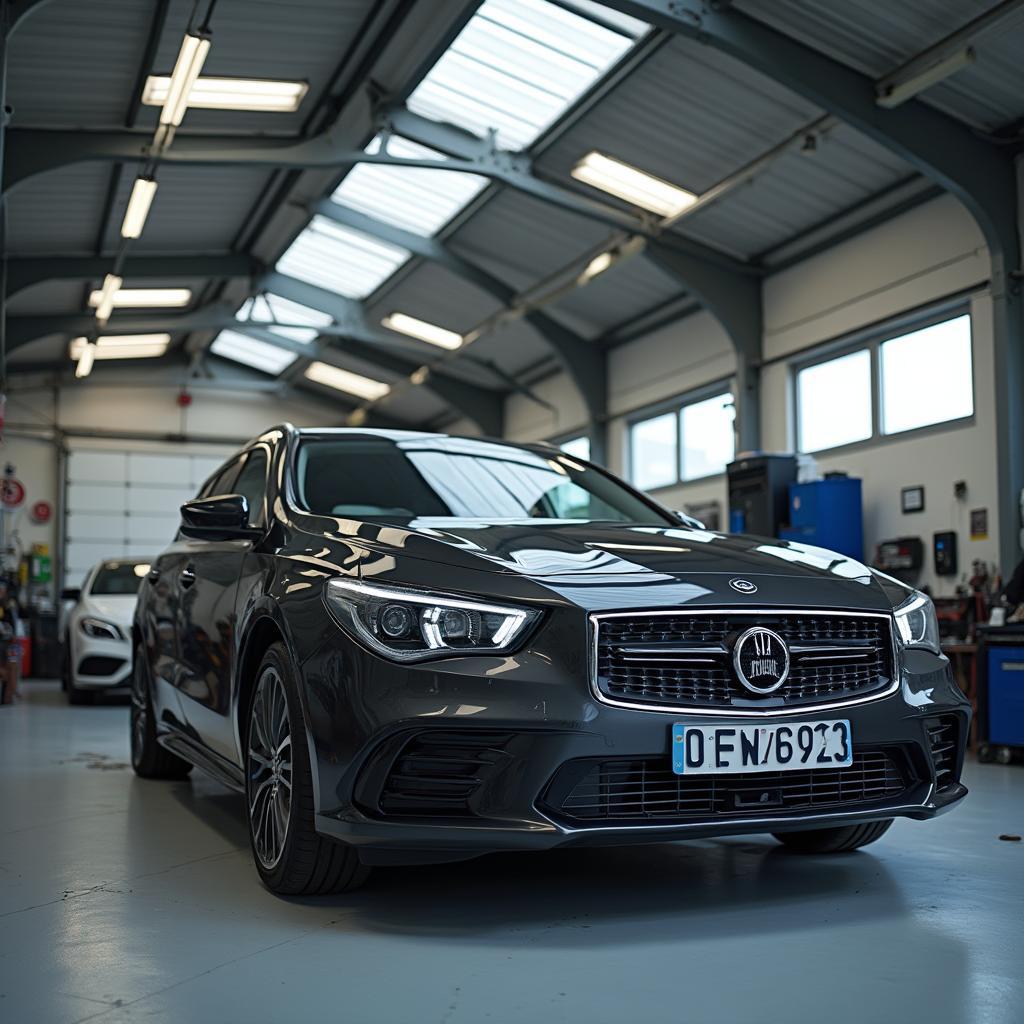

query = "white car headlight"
[80,617,123,641]
[893,591,940,655]
[324,579,541,663]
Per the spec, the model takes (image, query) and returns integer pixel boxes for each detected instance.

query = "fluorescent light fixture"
[210,330,297,375]
[571,151,697,217]
[120,177,158,238]
[88,287,191,309]
[94,273,123,323]
[578,251,615,285]
[159,32,211,126]
[75,341,95,379]
[305,361,390,401]
[70,334,172,361]
[143,74,307,113]
[381,312,463,350]
[876,47,975,108]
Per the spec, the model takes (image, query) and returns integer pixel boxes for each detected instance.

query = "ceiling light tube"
[70,334,171,361]
[571,151,697,217]
[578,251,615,285]
[88,287,191,309]
[875,47,975,108]
[120,177,158,238]
[160,32,211,126]
[143,75,308,112]
[304,361,390,401]
[381,312,464,350]
[75,341,96,379]
[94,273,123,323]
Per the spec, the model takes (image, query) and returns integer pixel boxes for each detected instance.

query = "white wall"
[501,194,1000,592]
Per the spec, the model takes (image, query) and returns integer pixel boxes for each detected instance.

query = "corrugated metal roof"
[142,0,375,135]
[734,0,1024,132]
[7,280,94,316]
[536,36,821,197]
[102,164,273,252]
[676,123,912,258]
[7,164,110,252]
[6,0,154,128]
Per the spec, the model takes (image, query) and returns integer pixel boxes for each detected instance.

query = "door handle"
[179,565,197,589]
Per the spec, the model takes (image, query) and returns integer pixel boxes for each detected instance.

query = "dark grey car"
[131,425,969,895]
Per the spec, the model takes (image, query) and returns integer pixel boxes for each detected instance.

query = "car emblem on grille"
[729,578,758,594]
[732,626,790,695]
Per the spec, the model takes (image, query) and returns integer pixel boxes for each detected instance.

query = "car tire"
[130,646,192,780]
[245,642,369,896]
[772,819,893,853]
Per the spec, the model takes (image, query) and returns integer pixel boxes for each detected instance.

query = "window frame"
[625,379,736,492]
[792,301,975,457]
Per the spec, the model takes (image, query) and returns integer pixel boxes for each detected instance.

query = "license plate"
[672,719,852,775]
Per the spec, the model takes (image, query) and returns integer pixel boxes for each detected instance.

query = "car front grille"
[594,610,894,711]
[376,730,517,818]
[544,749,909,825]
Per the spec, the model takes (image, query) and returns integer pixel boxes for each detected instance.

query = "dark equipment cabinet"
[976,626,1024,764]
[727,454,797,536]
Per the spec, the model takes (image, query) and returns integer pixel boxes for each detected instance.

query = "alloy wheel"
[247,666,293,870]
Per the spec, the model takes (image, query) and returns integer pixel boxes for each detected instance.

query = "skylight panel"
[406,0,641,150]
[330,135,487,237]
[211,330,298,375]
[275,216,411,299]
[236,293,332,344]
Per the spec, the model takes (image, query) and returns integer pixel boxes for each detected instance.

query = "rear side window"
[200,458,243,499]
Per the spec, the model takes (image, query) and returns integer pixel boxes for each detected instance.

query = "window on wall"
[795,310,973,454]
[880,314,973,435]
[629,391,735,491]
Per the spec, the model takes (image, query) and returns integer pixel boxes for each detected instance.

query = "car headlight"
[324,579,541,663]
[80,617,123,641]
[893,591,940,654]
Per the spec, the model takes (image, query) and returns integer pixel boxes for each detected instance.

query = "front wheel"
[245,643,368,895]
[773,819,893,853]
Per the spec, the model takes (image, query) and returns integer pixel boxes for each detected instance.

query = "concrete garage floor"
[1,682,1021,1024]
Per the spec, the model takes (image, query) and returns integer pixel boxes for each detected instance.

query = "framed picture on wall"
[901,485,925,514]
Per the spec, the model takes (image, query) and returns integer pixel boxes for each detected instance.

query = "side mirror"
[180,494,258,540]
[61,587,81,602]
[673,509,706,530]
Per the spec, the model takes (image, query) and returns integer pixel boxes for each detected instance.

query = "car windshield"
[294,436,672,526]
[90,562,149,595]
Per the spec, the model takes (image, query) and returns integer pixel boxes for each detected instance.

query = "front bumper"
[299,627,970,865]
[72,634,132,690]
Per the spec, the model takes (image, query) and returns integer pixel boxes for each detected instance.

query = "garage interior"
[1,0,1022,1021]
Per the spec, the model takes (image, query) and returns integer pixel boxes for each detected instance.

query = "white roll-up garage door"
[63,445,231,587]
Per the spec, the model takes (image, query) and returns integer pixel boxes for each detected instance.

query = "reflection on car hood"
[330,518,875,583]
[81,594,137,627]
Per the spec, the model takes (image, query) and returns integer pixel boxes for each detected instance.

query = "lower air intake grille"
[377,730,516,818]
[77,656,126,677]
[925,716,960,791]
[545,750,908,825]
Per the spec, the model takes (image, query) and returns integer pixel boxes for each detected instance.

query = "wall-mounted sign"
[901,485,925,514]
[970,508,988,541]
[0,477,25,509]
[30,500,53,525]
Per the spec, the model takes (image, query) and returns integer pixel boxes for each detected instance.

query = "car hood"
[311,517,897,609]
[80,594,137,627]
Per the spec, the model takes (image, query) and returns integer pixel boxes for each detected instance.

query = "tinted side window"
[233,449,268,527]
[200,458,243,499]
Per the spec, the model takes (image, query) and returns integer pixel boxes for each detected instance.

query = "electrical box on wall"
[875,537,925,574]
[934,531,958,576]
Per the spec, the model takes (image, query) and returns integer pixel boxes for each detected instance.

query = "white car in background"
[62,559,151,704]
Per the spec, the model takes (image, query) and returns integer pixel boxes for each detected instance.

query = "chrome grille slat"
[594,609,895,712]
